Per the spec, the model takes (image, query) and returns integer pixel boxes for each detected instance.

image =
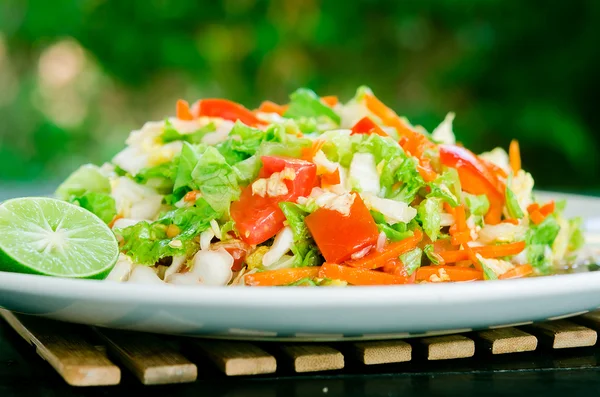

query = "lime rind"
[0,197,119,279]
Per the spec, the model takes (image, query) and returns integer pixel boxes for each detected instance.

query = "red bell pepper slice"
[305,194,379,264]
[439,144,505,224]
[351,116,388,137]
[196,99,267,127]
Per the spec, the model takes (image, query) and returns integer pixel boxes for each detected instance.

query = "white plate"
[0,192,599,341]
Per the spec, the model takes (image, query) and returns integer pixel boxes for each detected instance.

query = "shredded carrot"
[443,202,456,215]
[480,157,508,179]
[176,99,194,121]
[301,139,325,161]
[451,231,471,246]
[499,264,534,280]
[440,241,526,263]
[183,190,200,202]
[417,158,438,182]
[539,201,555,216]
[454,205,467,232]
[245,267,320,287]
[319,263,414,285]
[347,229,423,269]
[321,95,339,107]
[527,203,540,214]
[108,214,123,229]
[509,139,521,173]
[529,210,545,225]
[463,244,482,271]
[502,218,520,225]
[257,100,288,116]
[321,168,340,186]
[416,266,483,282]
[364,93,422,142]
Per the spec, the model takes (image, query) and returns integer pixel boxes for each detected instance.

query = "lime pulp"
[0,197,119,279]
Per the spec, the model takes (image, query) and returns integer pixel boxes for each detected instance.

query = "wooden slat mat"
[1,310,600,387]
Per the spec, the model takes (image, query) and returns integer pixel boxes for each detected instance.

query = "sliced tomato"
[230,157,316,245]
[305,194,379,263]
[351,116,388,137]
[439,144,505,224]
[196,99,267,127]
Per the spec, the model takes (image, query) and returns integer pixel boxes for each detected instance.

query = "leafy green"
[279,202,323,267]
[56,164,111,200]
[427,169,461,207]
[174,142,202,192]
[418,198,442,241]
[505,185,524,219]
[284,88,341,124]
[161,121,216,144]
[216,122,266,164]
[568,217,585,252]
[526,215,561,274]
[287,277,318,286]
[399,247,422,275]
[479,258,499,280]
[371,211,414,242]
[389,157,425,203]
[424,244,445,265]
[70,192,117,224]
[115,198,217,265]
[463,193,490,217]
[134,161,177,192]
[190,147,240,215]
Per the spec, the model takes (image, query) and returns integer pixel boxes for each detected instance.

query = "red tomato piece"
[305,194,379,263]
[439,144,505,224]
[230,157,317,245]
[212,240,251,272]
[351,116,388,137]
[196,99,267,127]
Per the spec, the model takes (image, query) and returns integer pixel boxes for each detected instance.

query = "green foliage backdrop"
[0,0,599,191]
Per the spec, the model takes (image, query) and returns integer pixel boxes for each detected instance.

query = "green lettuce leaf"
[279,202,323,267]
[389,157,425,203]
[115,198,217,265]
[400,247,422,276]
[161,121,216,144]
[190,147,240,215]
[418,197,442,241]
[463,193,490,217]
[423,244,443,265]
[371,211,414,242]
[134,161,178,192]
[526,215,561,274]
[56,164,111,200]
[568,217,585,252]
[70,192,117,224]
[174,142,202,192]
[427,169,461,207]
[506,185,525,219]
[284,88,341,125]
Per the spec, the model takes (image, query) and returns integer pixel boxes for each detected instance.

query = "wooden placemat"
[1,310,598,386]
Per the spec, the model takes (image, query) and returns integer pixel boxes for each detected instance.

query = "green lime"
[0,197,119,279]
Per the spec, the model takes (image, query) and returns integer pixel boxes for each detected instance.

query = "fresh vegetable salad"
[56,87,585,286]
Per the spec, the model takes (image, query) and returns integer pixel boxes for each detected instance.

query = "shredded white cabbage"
[362,194,417,224]
[431,112,456,145]
[349,152,380,194]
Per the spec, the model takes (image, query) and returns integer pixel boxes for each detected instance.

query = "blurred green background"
[0,0,599,195]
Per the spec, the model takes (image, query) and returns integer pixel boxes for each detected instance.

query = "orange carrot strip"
[451,231,471,246]
[245,267,320,286]
[499,264,534,280]
[527,203,540,214]
[183,190,200,202]
[440,241,526,263]
[530,210,545,225]
[347,229,423,269]
[539,201,555,216]
[509,139,521,173]
[502,218,520,225]
[301,139,325,161]
[416,266,483,282]
[108,214,123,229]
[319,263,413,285]
[321,96,339,107]
[176,99,194,121]
[257,100,288,116]
[417,158,437,182]
[321,168,340,186]
[443,202,456,215]
[463,244,482,271]
[454,205,467,232]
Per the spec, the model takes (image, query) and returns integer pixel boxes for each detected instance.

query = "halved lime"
[0,197,119,279]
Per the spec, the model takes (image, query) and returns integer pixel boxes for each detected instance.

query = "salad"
[53,86,585,287]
